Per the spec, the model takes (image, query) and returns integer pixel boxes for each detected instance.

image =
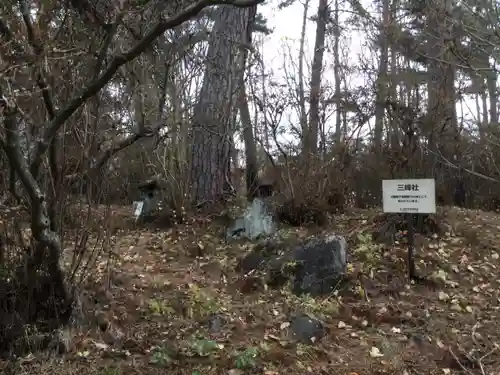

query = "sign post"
[382,179,436,282]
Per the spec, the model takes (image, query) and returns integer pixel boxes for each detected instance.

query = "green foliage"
[355,232,378,261]
[150,346,173,367]
[187,284,222,319]
[253,12,273,34]
[190,338,219,357]
[278,0,296,9]
[357,232,372,247]
[286,292,339,318]
[233,346,259,369]
[147,298,173,316]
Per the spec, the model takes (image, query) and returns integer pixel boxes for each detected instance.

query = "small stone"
[289,314,326,344]
[438,291,450,301]
[207,314,226,333]
[95,312,110,332]
[369,346,383,357]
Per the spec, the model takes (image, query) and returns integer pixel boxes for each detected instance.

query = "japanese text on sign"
[382,179,436,214]
[397,184,420,192]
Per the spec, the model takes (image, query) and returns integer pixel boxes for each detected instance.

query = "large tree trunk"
[190,5,255,203]
[424,0,457,201]
[426,1,457,158]
[333,0,342,145]
[0,97,73,351]
[236,7,259,199]
[388,37,399,147]
[373,0,390,154]
[297,0,310,149]
[305,0,328,155]
[487,71,498,126]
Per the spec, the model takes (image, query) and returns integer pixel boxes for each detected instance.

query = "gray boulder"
[226,198,277,241]
[291,234,347,296]
[289,314,327,344]
[236,234,348,296]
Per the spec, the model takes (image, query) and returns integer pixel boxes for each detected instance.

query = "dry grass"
[3,206,500,375]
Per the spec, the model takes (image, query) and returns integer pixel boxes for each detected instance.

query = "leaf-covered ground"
[5,206,500,375]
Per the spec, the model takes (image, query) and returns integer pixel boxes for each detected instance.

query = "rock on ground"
[226,198,277,241]
[289,313,327,344]
[291,234,348,296]
[236,234,348,296]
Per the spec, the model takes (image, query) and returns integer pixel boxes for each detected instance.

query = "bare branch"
[94,4,128,77]
[19,0,56,119]
[29,0,265,178]
[93,121,165,172]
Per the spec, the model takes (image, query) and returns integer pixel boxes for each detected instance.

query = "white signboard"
[132,200,144,220]
[382,179,436,214]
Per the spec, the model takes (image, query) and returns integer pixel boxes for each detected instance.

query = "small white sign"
[382,179,436,213]
[132,200,144,219]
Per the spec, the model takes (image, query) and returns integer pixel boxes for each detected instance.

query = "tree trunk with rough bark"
[237,10,259,200]
[373,0,390,154]
[426,1,457,157]
[190,5,256,204]
[333,0,342,145]
[297,0,310,149]
[305,0,328,155]
[487,72,498,126]
[0,0,264,354]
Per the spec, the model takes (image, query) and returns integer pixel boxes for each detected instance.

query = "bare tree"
[0,0,263,348]
[373,0,390,153]
[305,0,329,155]
[236,8,260,199]
[190,4,259,203]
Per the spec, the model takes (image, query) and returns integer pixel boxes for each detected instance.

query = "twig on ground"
[448,348,473,375]
[477,342,499,375]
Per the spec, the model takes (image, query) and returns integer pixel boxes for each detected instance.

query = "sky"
[254,0,482,147]
[259,0,366,73]
[258,0,357,143]
[254,0,389,148]
[261,0,322,69]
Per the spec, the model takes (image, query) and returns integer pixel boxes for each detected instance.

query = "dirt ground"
[4,206,500,375]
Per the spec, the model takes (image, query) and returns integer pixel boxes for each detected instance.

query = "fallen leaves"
[17,206,500,375]
[280,322,290,330]
[369,346,383,358]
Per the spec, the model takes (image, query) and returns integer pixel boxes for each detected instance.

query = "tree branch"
[94,5,127,77]
[64,120,166,182]
[0,96,60,263]
[93,121,165,172]
[20,0,61,229]
[0,18,24,55]
[29,0,264,177]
